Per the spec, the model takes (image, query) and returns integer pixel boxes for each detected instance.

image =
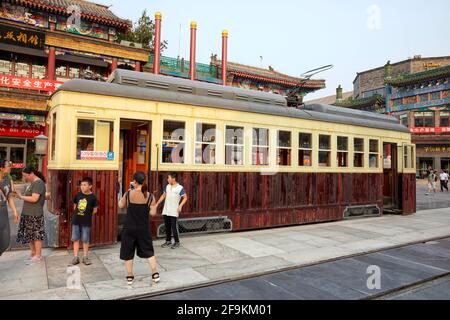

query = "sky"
[94,0,450,100]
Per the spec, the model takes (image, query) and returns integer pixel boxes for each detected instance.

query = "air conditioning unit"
[120,40,143,49]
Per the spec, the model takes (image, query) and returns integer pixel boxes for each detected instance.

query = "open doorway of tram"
[118,119,151,239]
[383,142,400,213]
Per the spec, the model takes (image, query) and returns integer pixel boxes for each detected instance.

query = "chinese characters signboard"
[0,120,45,138]
[0,75,63,92]
[423,146,450,153]
[80,151,114,161]
[0,24,45,49]
[410,127,450,134]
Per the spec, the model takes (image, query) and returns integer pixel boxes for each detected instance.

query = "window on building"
[337,136,348,167]
[369,139,379,168]
[318,134,331,167]
[195,123,216,164]
[51,112,57,161]
[354,138,364,168]
[225,125,244,165]
[14,62,29,77]
[400,114,409,127]
[414,112,435,127]
[431,91,441,100]
[69,66,80,78]
[0,59,12,75]
[31,58,46,79]
[252,128,269,165]
[299,133,312,167]
[419,94,429,102]
[76,119,113,160]
[277,131,291,166]
[56,64,68,79]
[162,120,185,164]
[440,112,449,127]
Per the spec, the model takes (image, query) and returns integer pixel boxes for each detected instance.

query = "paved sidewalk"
[1,207,450,300]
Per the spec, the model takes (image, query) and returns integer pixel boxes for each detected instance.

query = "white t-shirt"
[162,184,186,217]
[440,172,449,181]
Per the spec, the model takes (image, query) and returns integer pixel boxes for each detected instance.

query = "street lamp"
[34,134,48,172]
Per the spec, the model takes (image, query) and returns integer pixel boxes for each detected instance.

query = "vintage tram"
[46,69,416,247]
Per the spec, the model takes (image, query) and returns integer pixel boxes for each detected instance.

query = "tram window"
[76,119,114,160]
[337,136,348,168]
[162,120,185,164]
[318,135,331,167]
[76,119,95,160]
[51,112,56,160]
[195,123,216,164]
[369,139,379,168]
[225,126,244,165]
[354,138,364,168]
[404,145,414,169]
[299,133,312,167]
[252,128,269,166]
[277,131,291,166]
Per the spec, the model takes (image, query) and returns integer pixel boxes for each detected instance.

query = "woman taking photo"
[0,160,19,256]
[15,166,47,264]
[119,171,160,285]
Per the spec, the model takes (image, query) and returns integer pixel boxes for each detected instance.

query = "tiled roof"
[13,0,131,29]
[211,59,325,89]
[386,65,450,87]
[334,94,385,109]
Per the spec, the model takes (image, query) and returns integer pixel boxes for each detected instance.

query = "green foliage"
[117,9,168,52]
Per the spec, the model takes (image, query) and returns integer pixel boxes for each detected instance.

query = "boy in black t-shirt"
[70,177,98,266]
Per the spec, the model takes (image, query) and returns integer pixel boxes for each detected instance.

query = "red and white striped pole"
[153,12,162,75]
[221,30,228,86]
[189,21,197,81]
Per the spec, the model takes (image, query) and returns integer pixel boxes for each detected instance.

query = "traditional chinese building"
[0,0,149,180]
[145,53,326,100]
[308,55,450,177]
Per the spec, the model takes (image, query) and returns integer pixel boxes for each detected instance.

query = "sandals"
[152,272,160,283]
[126,275,135,285]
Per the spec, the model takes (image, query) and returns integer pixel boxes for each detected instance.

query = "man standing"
[156,172,188,249]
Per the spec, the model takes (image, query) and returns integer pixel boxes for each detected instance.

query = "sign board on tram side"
[0,75,63,92]
[80,151,114,161]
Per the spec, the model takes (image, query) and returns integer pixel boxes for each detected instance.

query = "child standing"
[156,172,188,249]
[70,177,98,265]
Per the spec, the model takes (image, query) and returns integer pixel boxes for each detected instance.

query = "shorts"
[71,224,91,243]
[120,228,154,261]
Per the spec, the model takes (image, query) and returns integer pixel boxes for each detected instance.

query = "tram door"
[383,143,399,212]
[118,120,151,237]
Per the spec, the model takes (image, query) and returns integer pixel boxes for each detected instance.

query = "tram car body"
[46,69,416,247]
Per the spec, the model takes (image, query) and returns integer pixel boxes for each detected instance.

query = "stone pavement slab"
[1,206,450,300]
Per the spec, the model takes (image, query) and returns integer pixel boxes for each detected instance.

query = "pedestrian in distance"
[70,177,98,266]
[15,166,47,264]
[119,171,160,285]
[440,169,449,192]
[156,172,188,250]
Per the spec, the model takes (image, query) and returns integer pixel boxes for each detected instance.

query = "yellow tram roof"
[51,69,409,134]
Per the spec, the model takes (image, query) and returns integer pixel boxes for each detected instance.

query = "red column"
[42,123,49,180]
[154,12,162,75]
[135,61,141,72]
[47,46,56,80]
[189,21,197,81]
[111,58,118,74]
[221,30,228,86]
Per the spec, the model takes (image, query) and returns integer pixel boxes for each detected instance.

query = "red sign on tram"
[0,75,63,92]
[0,120,45,138]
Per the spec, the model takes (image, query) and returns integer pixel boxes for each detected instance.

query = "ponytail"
[23,166,46,183]
[142,182,148,197]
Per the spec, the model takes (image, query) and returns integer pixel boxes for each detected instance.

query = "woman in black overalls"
[119,171,159,285]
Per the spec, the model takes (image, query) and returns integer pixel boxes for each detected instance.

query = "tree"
[118,9,168,52]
